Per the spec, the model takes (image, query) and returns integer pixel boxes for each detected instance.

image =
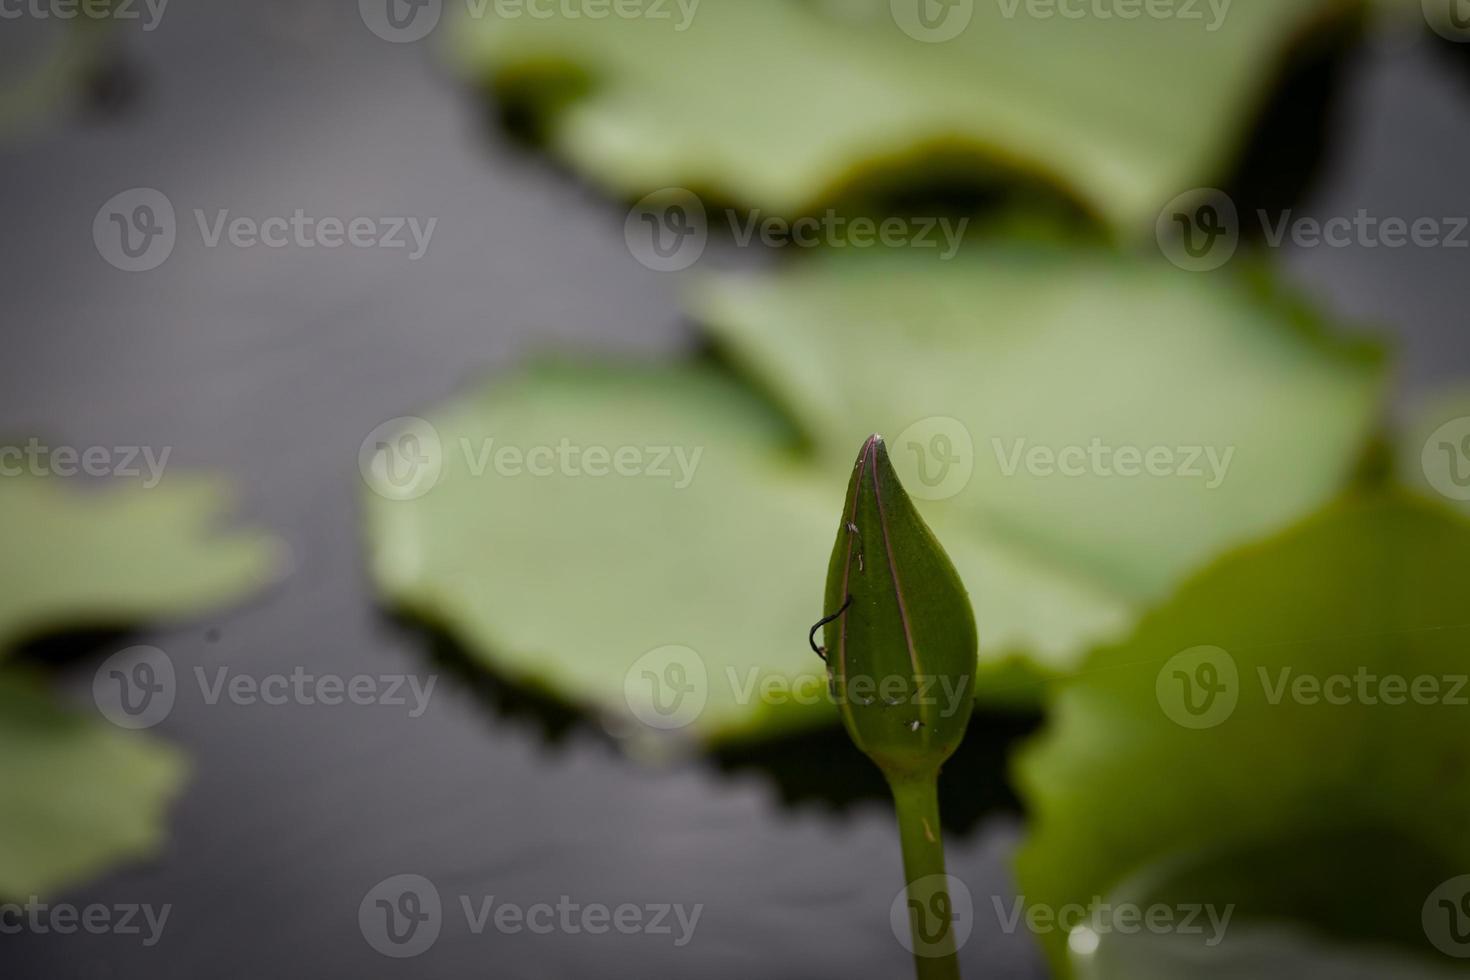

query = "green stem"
[889,772,963,980]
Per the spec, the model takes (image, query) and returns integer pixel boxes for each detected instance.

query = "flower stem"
[889,772,963,980]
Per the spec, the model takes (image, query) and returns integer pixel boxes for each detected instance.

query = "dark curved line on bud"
[809,594,853,661]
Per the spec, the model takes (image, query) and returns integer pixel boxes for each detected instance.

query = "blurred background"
[1,2,1469,978]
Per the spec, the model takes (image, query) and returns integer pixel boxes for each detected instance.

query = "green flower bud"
[820,435,977,781]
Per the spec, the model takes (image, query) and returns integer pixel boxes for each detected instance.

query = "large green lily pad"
[694,241,1384,608]
[452,0,1350,230]
[1014,493,1470,977]
[364,359,1128,743]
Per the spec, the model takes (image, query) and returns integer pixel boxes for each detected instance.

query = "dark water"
[1,4,1467,978]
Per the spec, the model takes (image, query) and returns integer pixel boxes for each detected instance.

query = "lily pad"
[0,670,185,899]
[1013,493,1470,977]
[693,240,1384,612]
[452,0,1352,230]
[363,359,1126,743]
[0,472,284,652]
[0,470,283,896]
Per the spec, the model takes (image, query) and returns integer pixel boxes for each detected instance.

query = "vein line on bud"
[867,435,922,680]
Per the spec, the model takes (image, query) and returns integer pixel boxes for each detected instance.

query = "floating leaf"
[1013,493,1470,977]
[0,470,282,896]
[363,359,1123,743]
[694,239,1383,624]
[0,472,285,652]
[0,670,185,899]
[452,0,1352,230]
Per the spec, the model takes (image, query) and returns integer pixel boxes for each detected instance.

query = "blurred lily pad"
[0,470,282,896]
[1014,493,1470,977]
[452,0,1353,230]
[0,670,185,899]
[364,359,1127,742]
[694,240,1384,623]
[0,472,284,652]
